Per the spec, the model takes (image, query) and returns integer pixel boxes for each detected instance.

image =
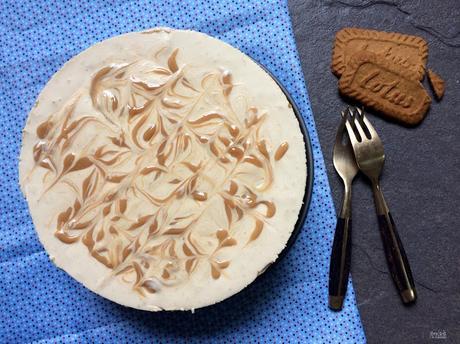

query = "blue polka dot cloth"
[0,0,365,342]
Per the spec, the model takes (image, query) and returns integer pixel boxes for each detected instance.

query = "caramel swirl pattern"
[31,49,289,296]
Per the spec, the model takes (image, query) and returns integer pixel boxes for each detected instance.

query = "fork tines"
[344,107,379,143]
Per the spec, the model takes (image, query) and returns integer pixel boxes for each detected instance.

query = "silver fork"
[328,109,358,310]
[345,107,417,304]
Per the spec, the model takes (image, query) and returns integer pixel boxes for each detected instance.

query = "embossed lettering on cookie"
[19,28,308,311]
[339,51,431,125]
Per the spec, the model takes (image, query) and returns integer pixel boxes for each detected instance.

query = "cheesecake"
[19,28,307,311]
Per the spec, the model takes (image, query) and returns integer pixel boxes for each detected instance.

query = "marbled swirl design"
[27,49,289,296]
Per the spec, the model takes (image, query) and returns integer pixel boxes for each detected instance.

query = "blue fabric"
[0,0,365,343]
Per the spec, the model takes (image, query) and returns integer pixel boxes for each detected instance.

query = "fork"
[328,109,358,310]
[344,107,417,304]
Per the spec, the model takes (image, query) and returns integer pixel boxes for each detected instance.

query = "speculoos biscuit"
[338,51,431,125]
[332,28,428,81]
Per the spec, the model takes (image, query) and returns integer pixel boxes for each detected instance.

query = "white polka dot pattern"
[0,0,365,342]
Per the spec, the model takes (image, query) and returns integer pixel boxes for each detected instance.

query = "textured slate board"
[288,0,460,343]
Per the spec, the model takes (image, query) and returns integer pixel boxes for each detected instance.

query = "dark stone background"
[288,1,460,343]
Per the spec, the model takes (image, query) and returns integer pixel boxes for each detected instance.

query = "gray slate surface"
[288,1,460,343]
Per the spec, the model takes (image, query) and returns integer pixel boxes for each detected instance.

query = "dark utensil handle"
[378,212,417,304]
[329,216,352,310]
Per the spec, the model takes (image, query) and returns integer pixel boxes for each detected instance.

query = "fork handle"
[372,185,417,304]
[329,215,352,310]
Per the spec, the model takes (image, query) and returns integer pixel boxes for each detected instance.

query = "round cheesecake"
[19,28,307,311]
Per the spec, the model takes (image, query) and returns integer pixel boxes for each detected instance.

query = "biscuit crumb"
[427,69,445,100]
